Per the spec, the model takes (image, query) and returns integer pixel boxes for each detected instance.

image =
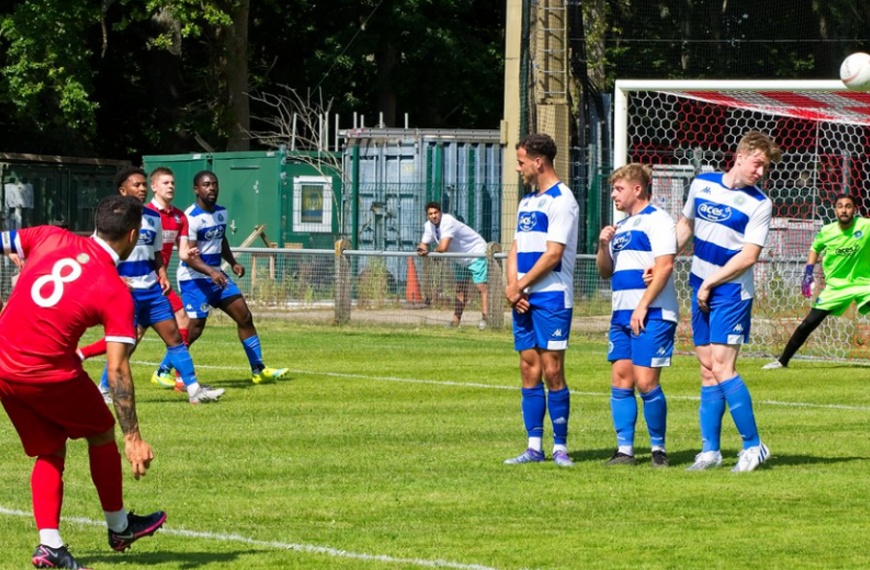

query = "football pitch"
[1,318,869,569]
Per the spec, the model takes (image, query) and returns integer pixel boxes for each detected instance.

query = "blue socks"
[166,344,196,386]
[241,335,265,373]
[157,351,173,375]
[99,364,109,391]
[720,375,761,448]
[610,387,637,448]
[547,387,570,445]
[699,377,761,451]
[640,385,667,449]
[699,384,726,452]
[520,385,546,439]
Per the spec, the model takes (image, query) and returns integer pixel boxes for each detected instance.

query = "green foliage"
[355,258,395,309]
[0,0,101,137]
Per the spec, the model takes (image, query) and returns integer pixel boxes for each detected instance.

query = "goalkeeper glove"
[801,264,814,298]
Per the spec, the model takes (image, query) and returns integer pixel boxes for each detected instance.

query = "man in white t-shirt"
[416,202,489,329]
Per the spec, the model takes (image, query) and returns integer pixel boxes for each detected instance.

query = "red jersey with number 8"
[0,226,136,383]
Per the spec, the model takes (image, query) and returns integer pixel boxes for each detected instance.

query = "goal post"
[613,79,870,361]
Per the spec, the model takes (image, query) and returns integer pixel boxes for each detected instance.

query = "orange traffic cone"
[406,257,423,303]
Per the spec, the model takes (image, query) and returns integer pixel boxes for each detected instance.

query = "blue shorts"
[179,277,243,318]
[131,284,176,328]
[454,258,488,285]
[607,320,676,367]
[692,295,753,346]
[513,305,573,351]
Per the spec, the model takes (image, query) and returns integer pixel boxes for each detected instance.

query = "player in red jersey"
[0,196,166,570]
[147,166,192,388]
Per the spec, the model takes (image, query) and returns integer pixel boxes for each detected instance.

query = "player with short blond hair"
[597,163,676,467]
[678,130,782,472]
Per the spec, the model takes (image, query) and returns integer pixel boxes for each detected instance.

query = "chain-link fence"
[0,243,831,359]
[172,245,835,360]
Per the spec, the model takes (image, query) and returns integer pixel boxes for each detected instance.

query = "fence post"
[486,242,505,329]
[334,239,351,324]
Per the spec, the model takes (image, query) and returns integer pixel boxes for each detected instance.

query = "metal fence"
[0,243,860,360]
[201,245,854,360]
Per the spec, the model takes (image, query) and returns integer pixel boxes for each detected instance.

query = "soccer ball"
[840,52,870,91]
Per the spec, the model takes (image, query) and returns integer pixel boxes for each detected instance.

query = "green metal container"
[143,148,341,249]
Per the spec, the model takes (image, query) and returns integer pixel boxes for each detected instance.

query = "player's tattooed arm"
[111,373,140,435]
[106,341,141,435]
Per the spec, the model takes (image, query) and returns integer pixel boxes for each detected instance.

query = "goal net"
[614,80,870,361]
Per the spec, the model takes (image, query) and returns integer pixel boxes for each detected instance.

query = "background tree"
[2,0,869,160]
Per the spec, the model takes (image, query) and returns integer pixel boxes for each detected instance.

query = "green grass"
[2,318,870,569]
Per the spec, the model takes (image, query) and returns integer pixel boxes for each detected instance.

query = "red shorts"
[0,372,115,457]
[166,288,184,314]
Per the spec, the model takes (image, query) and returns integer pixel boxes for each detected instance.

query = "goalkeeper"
[764,193,870,369]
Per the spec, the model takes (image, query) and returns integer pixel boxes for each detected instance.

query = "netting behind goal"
[615,80,870,361]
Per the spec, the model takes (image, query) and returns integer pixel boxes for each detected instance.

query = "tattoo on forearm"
[111,374,140,435]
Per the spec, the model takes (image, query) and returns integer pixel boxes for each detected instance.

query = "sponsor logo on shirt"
[697,202,732,223]
[518,212,538,232]
[612,232,631,252]
[835,245,858,256]
[204,226,225,241]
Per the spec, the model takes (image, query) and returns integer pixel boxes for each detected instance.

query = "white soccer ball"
[840,52,870,91]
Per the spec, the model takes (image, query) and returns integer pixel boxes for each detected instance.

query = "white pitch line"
[0,506,500,570]
[128,359,870,412]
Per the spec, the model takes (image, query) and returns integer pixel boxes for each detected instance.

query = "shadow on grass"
[567,447,866,469]
[84,548,257,567]
[210,376,292,389]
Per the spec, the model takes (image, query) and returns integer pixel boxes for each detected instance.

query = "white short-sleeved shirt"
[420,213,486,267]
[514,182,580,310]
[609,204,678,325]
[682,172,772,300]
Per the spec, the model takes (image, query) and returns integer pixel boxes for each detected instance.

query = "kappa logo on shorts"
[656,346,667,356]
[733,324,744,333]
[552,328,563,338]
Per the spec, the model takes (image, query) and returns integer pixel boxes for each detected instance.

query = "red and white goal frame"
[613,79,870,361]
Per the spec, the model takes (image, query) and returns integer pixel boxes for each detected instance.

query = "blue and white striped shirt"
[116,207,162,290]
[178,204,228,282]
[609,204,678,325]
[682,172,772,300]
[514,182,579,310]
